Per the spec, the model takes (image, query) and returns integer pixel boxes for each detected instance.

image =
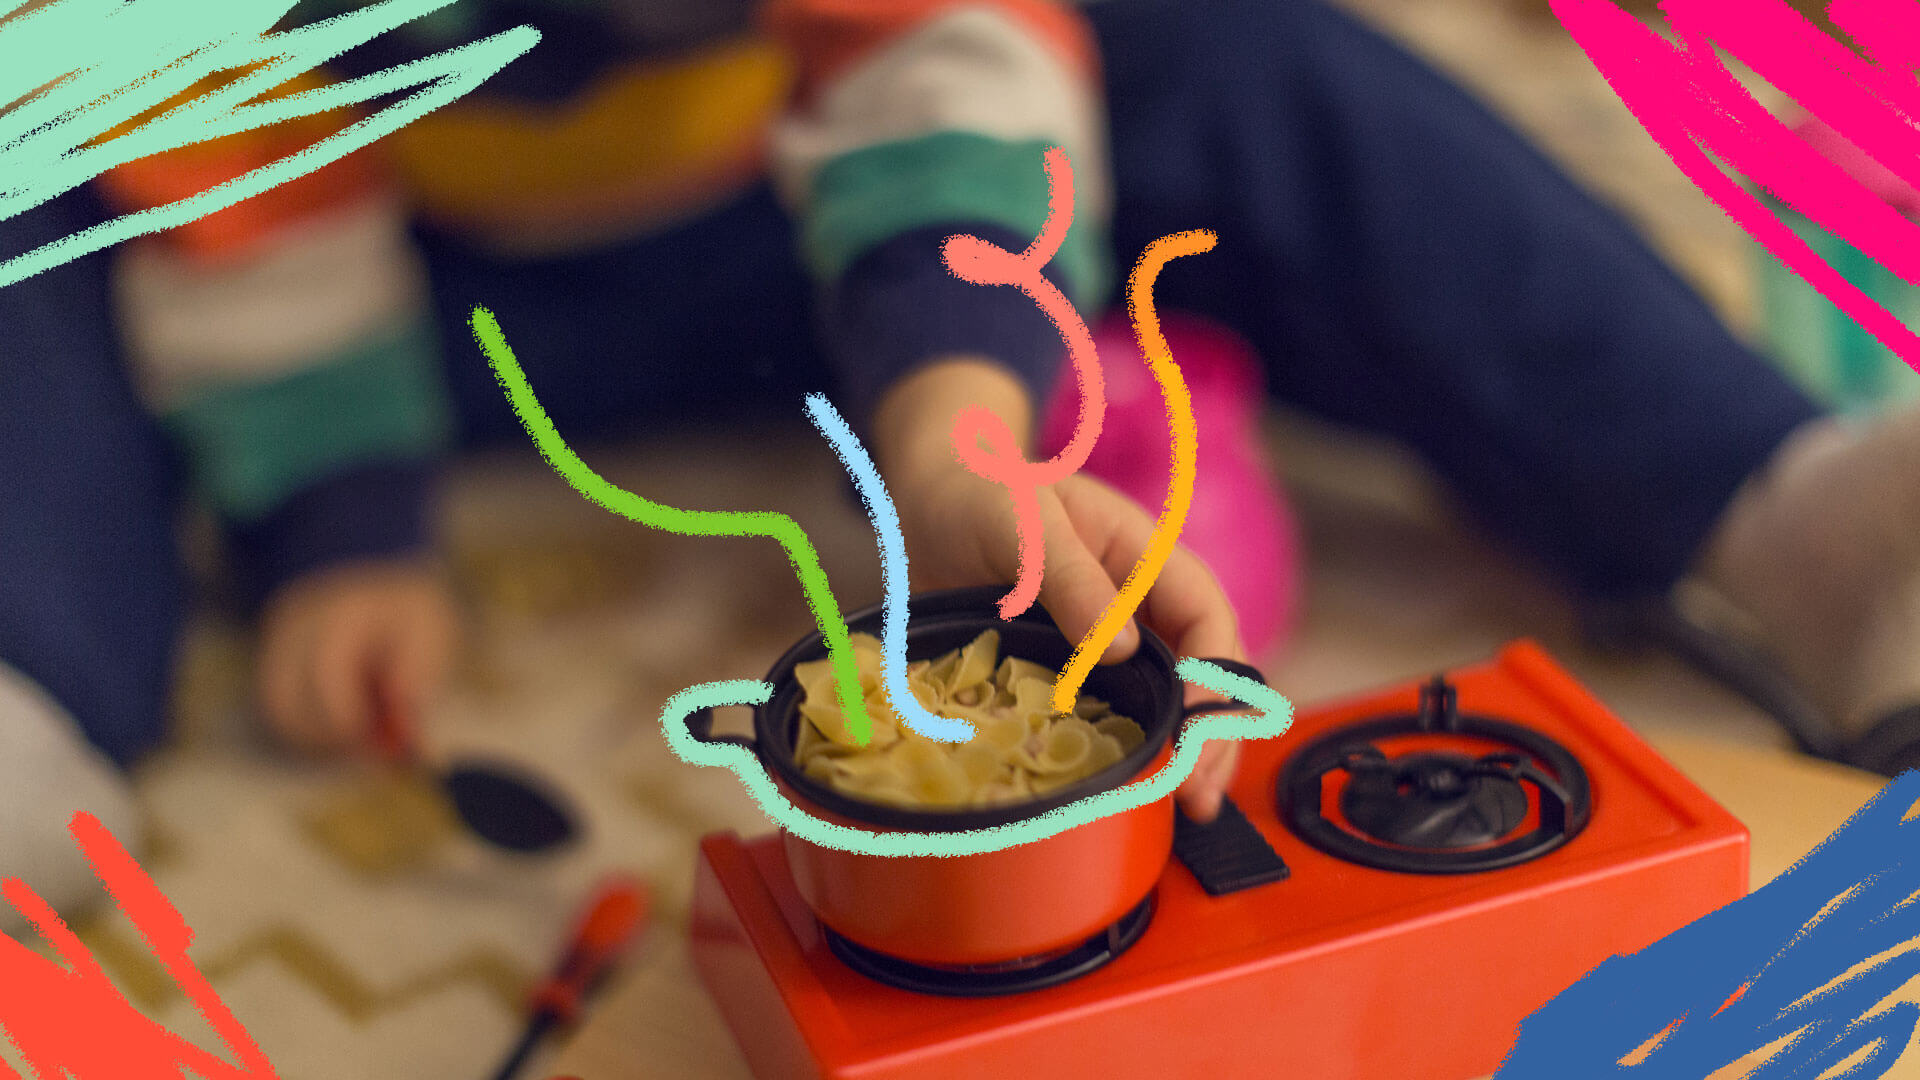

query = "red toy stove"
[691,642,1749,1079]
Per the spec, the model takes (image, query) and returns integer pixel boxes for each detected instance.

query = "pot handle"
[1179,657,1267,721]
[1170,657,1292,897]
[684,705,756,750]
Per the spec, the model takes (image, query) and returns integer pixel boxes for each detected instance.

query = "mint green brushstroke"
[802,391,976,744]
[0,0,538,289]
[660,658,1292,857]
[469,307,875,744]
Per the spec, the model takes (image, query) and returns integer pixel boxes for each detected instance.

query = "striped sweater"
[97,0,1111,601]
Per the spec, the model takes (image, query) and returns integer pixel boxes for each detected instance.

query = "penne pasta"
[793,630,1145,810]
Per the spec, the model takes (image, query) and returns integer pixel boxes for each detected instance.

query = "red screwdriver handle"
[531,875,651,1025]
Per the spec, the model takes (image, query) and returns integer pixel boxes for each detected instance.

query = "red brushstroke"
[940,146,1106,619]
[0,812,278,1079]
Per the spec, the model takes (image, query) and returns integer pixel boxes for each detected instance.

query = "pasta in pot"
[793,631,1145,810]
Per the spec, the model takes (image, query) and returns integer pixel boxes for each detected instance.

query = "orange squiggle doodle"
[941,146,1105,620]
[1051,229,1216,713]
[0,812,278,1078]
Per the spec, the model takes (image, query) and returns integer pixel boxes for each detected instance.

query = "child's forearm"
[870,356,1036,488]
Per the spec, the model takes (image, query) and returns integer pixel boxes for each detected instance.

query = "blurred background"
[10,1,1913,1077]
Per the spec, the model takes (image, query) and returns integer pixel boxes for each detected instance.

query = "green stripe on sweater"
[165,318,452,523]
[804,131,1113,309]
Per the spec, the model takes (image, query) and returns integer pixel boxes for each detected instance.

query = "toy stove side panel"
[863,830,1749,1080]
[691,834,829,1080]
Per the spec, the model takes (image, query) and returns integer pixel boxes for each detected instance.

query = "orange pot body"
[777,743,1176,967]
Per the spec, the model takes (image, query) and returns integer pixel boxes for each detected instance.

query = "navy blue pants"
[0,0,1821,763]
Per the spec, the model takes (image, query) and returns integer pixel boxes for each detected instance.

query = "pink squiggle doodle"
[1549,0,1920,371]
[940,146,1104,619]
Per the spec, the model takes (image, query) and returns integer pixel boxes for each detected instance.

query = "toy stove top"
[691,642,1749,1080]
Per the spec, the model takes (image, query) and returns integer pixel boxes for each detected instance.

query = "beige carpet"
[1,3,1816,1078]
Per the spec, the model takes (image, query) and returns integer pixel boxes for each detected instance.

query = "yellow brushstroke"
[1052,230,1218,712]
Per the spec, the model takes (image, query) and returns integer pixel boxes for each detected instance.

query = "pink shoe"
[1038,313,1301,658]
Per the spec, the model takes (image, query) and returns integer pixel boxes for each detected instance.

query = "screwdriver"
[489,874,652,1080]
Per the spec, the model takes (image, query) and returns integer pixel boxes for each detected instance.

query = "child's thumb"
[1037,526,1138,666]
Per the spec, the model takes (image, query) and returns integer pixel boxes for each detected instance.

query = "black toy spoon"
[370,684,579,855]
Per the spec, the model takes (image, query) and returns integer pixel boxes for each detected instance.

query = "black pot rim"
[754,587,1183,833]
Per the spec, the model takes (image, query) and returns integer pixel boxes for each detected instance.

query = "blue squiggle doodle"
[801,392,974,742]
[1498,770,1920,1077]
[660,657,1290,857]
[0,0,537,289]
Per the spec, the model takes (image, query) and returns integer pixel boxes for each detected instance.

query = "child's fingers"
[1175,740,1238,822]
[1208,740,1240,790]
[382,594,459,723]
[309,610,379,750]
[1036,488,1139,664]
[258,613,316,749]
[1154,547,1246,713]
[1055,476,1242,675]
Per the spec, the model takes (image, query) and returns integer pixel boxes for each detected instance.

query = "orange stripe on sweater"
[762,0,1098,105]
[97,148,387,265]
[386,38,788,228]
[93,70,394,265]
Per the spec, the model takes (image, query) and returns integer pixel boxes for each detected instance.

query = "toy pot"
[685,587,1264,968]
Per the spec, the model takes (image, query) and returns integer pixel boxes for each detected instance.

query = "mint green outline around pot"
[660,658,1292,857]
[0,0,538,289]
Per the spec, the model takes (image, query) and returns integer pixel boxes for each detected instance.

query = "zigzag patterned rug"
[9,431,882,1080]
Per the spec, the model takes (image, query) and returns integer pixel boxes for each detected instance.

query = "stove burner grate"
[1279,676,1592,874]
[1340,748,1534,850]
[823,894,1156,997]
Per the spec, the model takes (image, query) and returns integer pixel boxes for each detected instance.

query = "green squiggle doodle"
[468,306,874,743]
[661,658,1292,857]
[0,0,539,289]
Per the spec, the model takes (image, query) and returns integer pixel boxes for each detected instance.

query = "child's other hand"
[256,560,460,755]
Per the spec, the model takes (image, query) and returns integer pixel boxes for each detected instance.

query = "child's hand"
[896,465,1247,821]
[874,358,1249,822]
[256,559,460,755]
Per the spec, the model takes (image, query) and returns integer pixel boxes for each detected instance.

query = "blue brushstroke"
[802,392,974,741]
[1498,770,1920,1077]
